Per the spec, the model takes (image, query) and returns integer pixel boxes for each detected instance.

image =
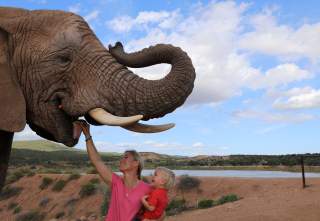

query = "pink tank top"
[106,173,151,221]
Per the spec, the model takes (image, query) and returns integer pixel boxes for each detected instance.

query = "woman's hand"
[76,120,91,137]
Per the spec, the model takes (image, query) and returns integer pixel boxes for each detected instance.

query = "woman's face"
[119,152,138,173]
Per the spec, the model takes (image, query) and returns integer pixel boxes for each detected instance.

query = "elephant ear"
[0,8,28,132]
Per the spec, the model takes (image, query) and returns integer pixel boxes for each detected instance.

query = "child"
[140,167,175,220]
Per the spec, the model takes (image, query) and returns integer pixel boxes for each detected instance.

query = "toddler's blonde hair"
[156,167,175,189]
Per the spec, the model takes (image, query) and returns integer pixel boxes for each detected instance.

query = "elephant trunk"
[107,43,196,121]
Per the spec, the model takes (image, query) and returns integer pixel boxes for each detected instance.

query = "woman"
[78,121,164,221]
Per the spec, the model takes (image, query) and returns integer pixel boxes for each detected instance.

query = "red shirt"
[143,188,168,219]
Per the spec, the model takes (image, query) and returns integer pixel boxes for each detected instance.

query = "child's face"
[151,170,166,187]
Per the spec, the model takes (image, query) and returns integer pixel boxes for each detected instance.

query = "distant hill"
[13,140,81,152]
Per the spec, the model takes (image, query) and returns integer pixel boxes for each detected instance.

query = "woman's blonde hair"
[125,150,144,180]
[156,167,175,189]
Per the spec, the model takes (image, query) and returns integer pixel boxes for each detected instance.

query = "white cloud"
[247,63,312,89]
[68,3,81,14]
[192,142,204,148]
[239,9,320,62]
[233,109,315,123]
[84,10,100,23]
[107,1,318,107]
[107,10,180,33]
[273,87,320,110]
[13,125,42,141]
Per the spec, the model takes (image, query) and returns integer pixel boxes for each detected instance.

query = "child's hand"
[141,195,148,203]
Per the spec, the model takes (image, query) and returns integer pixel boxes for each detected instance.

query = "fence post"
[301,155,306,188]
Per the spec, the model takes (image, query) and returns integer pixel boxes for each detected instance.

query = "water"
[140,169,320,178]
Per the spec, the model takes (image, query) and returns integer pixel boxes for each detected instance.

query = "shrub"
[89,178,100,184]
[8,202,18,210]
[5,170,24,184]
[166,198,186,216]
[101,187,111,217]
[39,177,53,190]
[198,199,214,209]
[55,211,65,219]
[39,197,51,207]
[217,194,239,205]
[79,183,97,198]
[16,210,46,221]
[86,167,98,174]
[14,205,22,214]
[68,173,81,181]
[0,186,23,200]
[52,180,67,192]
[177,175,201,198]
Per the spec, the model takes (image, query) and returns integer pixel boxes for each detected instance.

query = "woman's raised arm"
[77,121,113,185]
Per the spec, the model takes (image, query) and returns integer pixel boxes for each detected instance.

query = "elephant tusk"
[122,122,175,133]
[88,108,143,126]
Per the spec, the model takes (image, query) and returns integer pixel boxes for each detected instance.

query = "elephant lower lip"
[72,122,82,140]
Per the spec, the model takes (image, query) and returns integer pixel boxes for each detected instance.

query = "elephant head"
[0,7,196,147]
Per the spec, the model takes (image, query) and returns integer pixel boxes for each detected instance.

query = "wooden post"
[301,155,306,188]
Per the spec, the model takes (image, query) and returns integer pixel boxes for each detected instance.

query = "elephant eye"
[57,55,72,64]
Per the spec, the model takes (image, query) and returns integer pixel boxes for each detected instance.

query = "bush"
[79,183,97,198]
[217,194,239,205]
[39,177,53,190]
[39,197,51,207]
[89,178,100,184]
[86,167,98,174]
[5,170,24,184]
[52,180,67,192]
[67,173,81,181]
[8,202,18,210]
[166,198,186,216]
[198,199,214,209]
[14,205,22,214]
[177,175,201,193]
[0,186,23,200]
[55,211,65,219]
[101,187,111,217]
[16,210,46,221]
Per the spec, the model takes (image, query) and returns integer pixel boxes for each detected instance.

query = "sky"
[3,0,320,156]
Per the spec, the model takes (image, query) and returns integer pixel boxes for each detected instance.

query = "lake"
[141,169,320,178]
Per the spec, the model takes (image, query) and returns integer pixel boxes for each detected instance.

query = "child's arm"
[141,195,155,211]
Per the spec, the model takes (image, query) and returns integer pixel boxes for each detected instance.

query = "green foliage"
[13,205,22,214]
[68,173,81,181]
[198,199,214,209]
[86,167,98,174]
[52,180,67,192]
[5,170,24,184]
[55,211,65,219]
[39,177,53,190]
[89,178,100,184]
[177,175,201,192]
[16,210,46,221]
[79,183,97,198]
[101,187,111,217]
[8,202,18,210]
[217,194,239,205]
[166,198,186,216]
[0,186,23,200]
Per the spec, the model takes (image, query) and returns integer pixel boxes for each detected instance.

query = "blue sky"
[5,0,320,156]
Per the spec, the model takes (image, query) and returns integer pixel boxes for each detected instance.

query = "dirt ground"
[1,175,320,221]
[167,177,320,221]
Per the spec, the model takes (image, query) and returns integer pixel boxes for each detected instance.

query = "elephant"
[0,7,195,191]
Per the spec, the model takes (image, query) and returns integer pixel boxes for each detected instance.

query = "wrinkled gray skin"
[0,7,195,191]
